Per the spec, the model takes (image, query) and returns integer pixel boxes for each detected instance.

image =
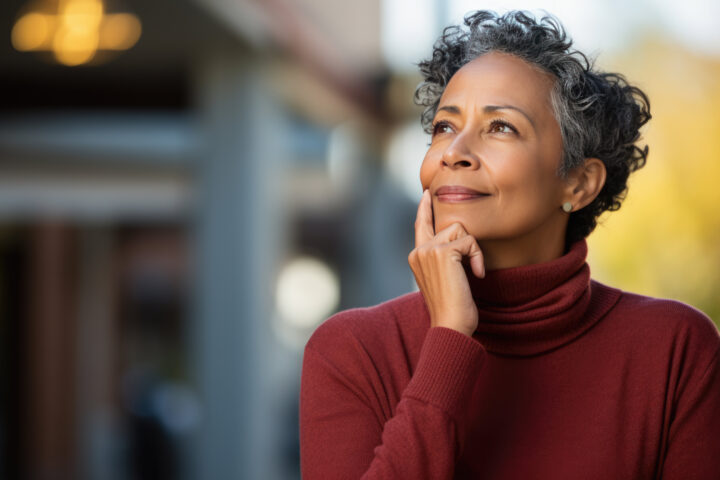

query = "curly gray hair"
[414,10,651,245]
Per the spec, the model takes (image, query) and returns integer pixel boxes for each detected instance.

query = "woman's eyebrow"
[484,104,536,129]
[437,105,461,115]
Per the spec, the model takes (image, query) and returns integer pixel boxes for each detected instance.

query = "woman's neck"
[477,219,568,271]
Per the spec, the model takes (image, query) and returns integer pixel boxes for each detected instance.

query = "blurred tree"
[589,37,720,326]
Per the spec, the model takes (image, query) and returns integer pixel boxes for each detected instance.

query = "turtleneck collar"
[463,238,621,357]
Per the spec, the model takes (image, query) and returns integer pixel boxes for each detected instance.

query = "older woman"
[300,11,720,479]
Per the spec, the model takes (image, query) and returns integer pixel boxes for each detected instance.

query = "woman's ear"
[562,158,607,211]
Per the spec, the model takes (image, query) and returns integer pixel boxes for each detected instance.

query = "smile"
[436,193,491,203]
[434,185,491,202]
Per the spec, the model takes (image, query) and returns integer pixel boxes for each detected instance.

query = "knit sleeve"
[299,317,486,480]
[659,318,720,479]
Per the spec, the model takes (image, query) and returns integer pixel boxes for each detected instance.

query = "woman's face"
[420,51,568,244]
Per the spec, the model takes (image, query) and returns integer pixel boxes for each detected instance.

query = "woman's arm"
[300,320,486,479]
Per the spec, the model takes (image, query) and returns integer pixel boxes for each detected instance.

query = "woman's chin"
[435,217,480,236]
[437,221,504,242]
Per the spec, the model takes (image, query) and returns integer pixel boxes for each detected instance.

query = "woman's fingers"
[431,223,485,278]
[432,221,468,243]
[414,189,435,248]
[446,234,485,278]
[413,193,486,278]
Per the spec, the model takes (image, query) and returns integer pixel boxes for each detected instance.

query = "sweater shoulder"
[610,286,720,355]
[304,291,428,363]
[614,288,717,332]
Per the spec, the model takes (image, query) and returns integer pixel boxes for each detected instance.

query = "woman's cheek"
[418,163,431,190]
[419,153,438,190]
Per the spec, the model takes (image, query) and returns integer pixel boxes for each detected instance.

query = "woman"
[300,11,720,479]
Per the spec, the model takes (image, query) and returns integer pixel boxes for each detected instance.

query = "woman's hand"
[408,189,486,338]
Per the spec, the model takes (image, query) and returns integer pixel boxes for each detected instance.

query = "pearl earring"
[562,202,573,213]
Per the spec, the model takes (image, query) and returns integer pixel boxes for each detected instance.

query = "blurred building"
[0,0,419,479]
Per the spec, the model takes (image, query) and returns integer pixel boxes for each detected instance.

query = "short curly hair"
[414,10,651,245]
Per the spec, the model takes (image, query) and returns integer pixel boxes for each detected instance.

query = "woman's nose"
[441,134,480,169]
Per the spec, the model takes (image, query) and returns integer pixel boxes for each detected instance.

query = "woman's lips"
[435,185,490,203]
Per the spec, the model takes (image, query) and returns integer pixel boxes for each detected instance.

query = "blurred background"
[0,0,718,478]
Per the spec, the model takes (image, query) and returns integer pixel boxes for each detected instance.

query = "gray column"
[74,226,121,480]
[189,47,287,480]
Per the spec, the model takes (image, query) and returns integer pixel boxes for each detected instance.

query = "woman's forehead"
[439,52,556,112]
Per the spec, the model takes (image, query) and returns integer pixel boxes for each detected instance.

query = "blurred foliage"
[588,36,720,327]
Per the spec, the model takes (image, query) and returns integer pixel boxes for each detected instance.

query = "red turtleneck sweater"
[299,239,720,479]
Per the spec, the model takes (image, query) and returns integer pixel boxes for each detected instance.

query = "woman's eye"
[432,121,452,136]
[489,121,516,134]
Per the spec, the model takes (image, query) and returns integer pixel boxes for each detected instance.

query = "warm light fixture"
[11,0,141,66]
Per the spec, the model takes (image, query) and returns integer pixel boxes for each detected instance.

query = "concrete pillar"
[189,47,286,480]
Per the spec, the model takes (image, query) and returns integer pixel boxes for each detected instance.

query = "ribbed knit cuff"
[403,327,486,420]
